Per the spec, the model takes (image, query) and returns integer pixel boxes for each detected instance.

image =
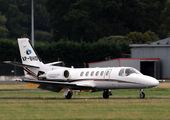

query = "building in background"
[130,38,170,79]
[89,38,170,79]
[89,58,160,79]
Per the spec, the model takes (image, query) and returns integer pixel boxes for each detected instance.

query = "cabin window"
[125,68,138,76]
[119,68,140,76]
[91,71,94,76]
[100,71,104,76]
[119,69,125,76]
[86,71,89,76]
[96,71,99,76]
[80,72,84,76]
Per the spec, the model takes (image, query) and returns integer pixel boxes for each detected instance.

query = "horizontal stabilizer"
[45,61,63,66]
[4,61,39,68]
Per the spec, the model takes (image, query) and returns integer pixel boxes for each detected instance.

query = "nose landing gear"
[139,89,145,99]
[65,91,73,99]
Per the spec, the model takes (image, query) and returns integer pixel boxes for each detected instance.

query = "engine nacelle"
[38,69,70,81]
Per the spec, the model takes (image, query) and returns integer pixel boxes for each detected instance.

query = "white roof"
[129,38,170,47]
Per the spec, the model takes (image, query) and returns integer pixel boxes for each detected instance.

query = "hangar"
[130,38,170,79]
[89,38,170,79]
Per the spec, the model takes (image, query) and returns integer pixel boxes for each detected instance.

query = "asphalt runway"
[0,80,169,101]
[0,89,169,101]
[0,98,170,101]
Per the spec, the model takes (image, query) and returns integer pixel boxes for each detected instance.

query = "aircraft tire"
[103,92,109,99]
[65,91,72,99]
[140,92,145,99]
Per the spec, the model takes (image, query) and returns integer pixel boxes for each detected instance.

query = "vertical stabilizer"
[18,38,42,78]
[18,38,41,65]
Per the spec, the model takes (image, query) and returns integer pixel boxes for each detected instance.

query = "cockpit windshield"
[119,68,140,76]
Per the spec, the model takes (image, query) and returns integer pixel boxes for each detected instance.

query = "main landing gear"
[103,89,112,99]
[139,89,145,99]
[65,91,73,99]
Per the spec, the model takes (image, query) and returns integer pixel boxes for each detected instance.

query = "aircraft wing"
[20,79,95,90]
[4,61,39,68]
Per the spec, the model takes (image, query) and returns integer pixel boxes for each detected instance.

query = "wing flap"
[20,79,94,90]
[37,84,63,92]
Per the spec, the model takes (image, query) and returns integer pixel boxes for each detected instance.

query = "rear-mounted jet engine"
[38,70,70,81]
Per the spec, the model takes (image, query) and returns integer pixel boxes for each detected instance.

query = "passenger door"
[104,69,112,81]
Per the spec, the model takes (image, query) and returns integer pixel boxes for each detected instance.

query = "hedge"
[0,39,122,65]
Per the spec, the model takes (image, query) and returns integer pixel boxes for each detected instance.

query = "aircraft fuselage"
[38,67,159,90]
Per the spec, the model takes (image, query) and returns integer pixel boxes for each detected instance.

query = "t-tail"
[18,38,43,79]
[4,38,46,79]
[4,38,65,80]
[18,38,41,65]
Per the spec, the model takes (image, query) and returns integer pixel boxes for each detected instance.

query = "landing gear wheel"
[65,91,72,99]
[103,89,111,99]
[103,92,109,99]
[140,92,145,99]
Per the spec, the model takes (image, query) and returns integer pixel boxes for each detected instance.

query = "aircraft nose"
[147,76,159,88]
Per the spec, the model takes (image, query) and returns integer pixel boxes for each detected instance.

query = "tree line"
[0,0,169,64]
[0,39,121,64]
[45,0,168,42]
[0,0,169,42]
[0,0,51,41]
[0,30,159,65]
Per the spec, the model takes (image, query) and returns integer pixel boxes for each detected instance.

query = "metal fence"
[0,61,24,76]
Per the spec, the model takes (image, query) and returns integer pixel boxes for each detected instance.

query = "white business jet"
[5,38,159,99]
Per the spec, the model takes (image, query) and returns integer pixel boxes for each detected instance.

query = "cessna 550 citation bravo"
[5,38,159,99]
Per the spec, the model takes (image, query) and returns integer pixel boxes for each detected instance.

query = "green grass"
[0,99,170,120]
[0,83,170,120]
